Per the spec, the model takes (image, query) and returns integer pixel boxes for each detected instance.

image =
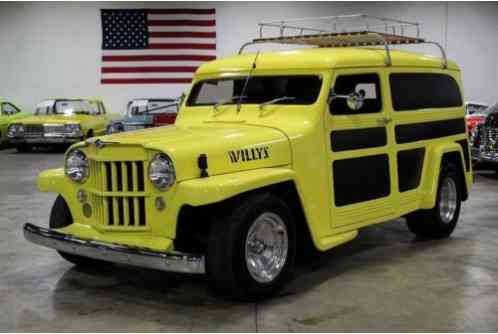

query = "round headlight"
[7,124,24,138]
[107,122,124,134]
[149,153,176,191]
[64,123,83,137]
[65,149,89,183]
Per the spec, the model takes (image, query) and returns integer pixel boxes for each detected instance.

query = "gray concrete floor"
[1,147,497,332]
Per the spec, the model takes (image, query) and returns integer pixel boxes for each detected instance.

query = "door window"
[330,74,382,115]
[2,103,19,115]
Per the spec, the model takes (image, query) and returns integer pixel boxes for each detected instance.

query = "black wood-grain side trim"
[395,118,466,144]
[331,127,387,152]
[397,148,425,192]
[333,154,390,207]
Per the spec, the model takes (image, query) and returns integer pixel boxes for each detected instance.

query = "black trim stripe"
[395,118,466,144]
[331,127,387,152]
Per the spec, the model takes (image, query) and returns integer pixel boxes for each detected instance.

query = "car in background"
[0,99,29,146]
[472,103,498,171]
[107,98,179,134]
[465,101,488,136]
[7,98,110,152]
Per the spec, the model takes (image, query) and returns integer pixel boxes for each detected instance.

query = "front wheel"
[406,164,462,239]
[206,193,296,300]
[50,195,108,267]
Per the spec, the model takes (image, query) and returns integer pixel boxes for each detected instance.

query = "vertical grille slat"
[113,197,120,226]
[88,159,147,230]
[131,163,138,192]
[133,197,141,227]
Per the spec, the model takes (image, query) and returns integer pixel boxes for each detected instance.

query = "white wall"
[1,2,497,114]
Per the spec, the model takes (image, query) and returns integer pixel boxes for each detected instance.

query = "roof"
[196,47,458,75]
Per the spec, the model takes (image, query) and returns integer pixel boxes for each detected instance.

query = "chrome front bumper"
[23,223,205,274]
[8,137,82,145]
[480,152,498,164]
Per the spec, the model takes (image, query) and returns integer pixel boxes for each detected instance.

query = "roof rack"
[239,14,447,68]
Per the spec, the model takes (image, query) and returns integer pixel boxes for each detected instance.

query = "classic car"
[7,98,110,152]
[107,98,178,134]
[465,101,488,135]
[0,99,29,146]
[23,17,472,300]
[472,103,498,171]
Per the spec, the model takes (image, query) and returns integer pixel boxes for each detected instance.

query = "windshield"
[187,75,322,107]
[35,100,95,116]
[467,103,489,115]
[128,100,178,115]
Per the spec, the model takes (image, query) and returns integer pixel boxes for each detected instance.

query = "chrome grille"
[43,124,66,136]
[24,125,44,138]
[89,160,147,230]
[480,126,498,154]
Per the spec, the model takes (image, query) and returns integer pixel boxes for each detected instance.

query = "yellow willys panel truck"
[23,15,472,300]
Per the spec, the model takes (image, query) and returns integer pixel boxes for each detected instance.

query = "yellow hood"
[85,123,292,181]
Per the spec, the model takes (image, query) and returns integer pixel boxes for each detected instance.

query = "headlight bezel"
[65,149,89,183]
[148,153,176,191]
[64,123,83,138]
[7,124,25,138]
[107,122,124,134]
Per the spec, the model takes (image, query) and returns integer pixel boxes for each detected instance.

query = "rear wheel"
[50,195,108,267]
[206,193,296,300]
[406,164,462,239]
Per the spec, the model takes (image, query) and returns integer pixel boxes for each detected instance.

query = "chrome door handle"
[377,117,392,125]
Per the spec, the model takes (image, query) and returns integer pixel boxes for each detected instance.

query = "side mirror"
[329,90,365,111]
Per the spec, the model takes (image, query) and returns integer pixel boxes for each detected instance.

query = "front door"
[326,70,397,228]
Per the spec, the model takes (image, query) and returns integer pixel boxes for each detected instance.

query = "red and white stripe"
[101,8,216,85]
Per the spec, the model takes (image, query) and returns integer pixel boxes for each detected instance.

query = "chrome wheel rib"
[245,212,288,283]
[439,177,458,224]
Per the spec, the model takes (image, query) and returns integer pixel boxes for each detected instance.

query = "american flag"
[100,8,216,84]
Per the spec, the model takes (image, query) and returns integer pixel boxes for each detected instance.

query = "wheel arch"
[420,143,470,209]
[174,170,317,254]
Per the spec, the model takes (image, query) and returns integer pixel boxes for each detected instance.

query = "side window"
[2,103,19,115]
[390,73,463,111]
[330,74,382,115]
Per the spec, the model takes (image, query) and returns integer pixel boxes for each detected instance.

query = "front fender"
[176,167,297,206]
[420,143,471,209]
[37,168,67,193]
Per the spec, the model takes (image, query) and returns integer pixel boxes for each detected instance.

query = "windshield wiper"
[213,95,245,111]
[258,96,296,110]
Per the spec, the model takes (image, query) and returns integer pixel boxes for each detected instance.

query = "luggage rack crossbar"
[239,14,447,68]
